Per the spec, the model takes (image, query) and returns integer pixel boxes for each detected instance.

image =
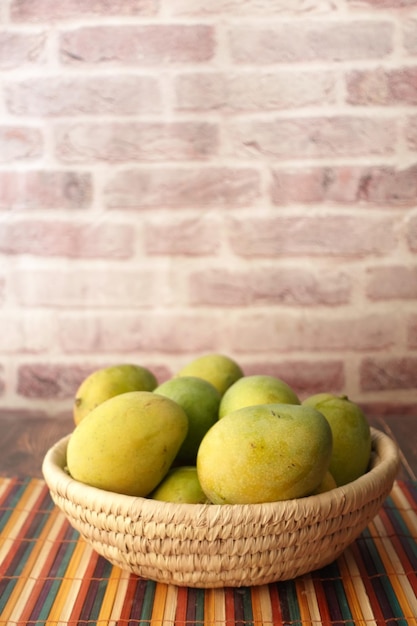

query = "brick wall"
[1,0,416,420]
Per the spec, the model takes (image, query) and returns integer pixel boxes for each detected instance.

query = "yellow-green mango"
[67,391,188,497]
[311,470,337,495]
[73,364,158,425]
[219,374,300,419]
[303,393,371,486]
[150,466,209,504]
[197,403,332,504]
[176,353,243,396]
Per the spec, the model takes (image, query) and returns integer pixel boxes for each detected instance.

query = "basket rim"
[42,426,400,523]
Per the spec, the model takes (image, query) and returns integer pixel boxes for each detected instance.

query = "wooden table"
[1,413,416,625]
[1,413,415,480]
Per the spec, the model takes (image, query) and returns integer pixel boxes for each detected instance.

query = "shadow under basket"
[42,427,399,588]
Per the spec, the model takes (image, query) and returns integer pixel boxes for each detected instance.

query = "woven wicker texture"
[42,427,399,588]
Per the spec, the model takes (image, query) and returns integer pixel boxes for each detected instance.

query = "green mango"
[154,376,220,465]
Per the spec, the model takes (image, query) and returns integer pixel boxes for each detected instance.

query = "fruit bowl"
[42,427,399,588]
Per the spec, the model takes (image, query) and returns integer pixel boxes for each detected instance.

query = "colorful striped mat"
[1,477,417,625]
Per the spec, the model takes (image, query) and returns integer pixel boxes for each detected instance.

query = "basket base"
[43,428,400,588]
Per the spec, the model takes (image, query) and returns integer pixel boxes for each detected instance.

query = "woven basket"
[42,427,399,588]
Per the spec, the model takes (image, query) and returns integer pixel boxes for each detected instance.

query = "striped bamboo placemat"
[1,476,416,625]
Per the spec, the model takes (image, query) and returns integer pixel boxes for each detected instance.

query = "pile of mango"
[66,354,372,505]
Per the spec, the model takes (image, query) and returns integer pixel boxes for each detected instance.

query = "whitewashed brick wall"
[1,0,416,419]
